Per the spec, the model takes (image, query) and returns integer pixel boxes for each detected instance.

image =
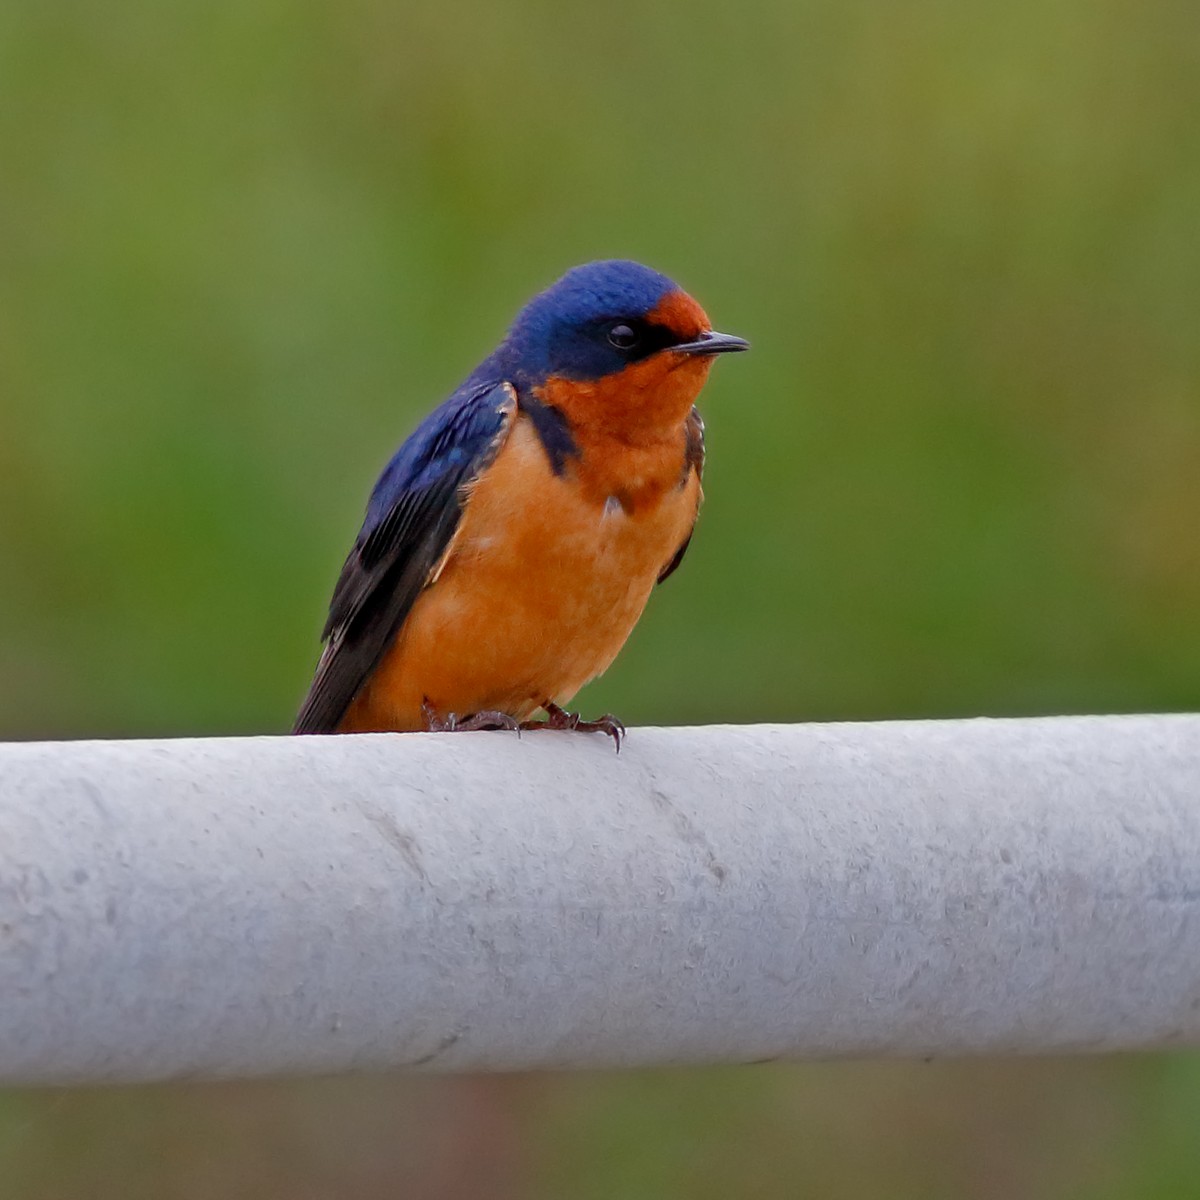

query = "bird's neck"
[530,361,708,514]
[534,355,711,447]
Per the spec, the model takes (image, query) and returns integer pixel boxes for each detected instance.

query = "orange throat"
[537,353,710,441]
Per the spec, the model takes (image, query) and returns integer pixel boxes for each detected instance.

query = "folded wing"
[294,381,518,733]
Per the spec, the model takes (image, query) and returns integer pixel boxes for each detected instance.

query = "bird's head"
[494,260,747,439]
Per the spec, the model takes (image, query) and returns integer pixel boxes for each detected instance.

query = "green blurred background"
[2,0,1198,1194]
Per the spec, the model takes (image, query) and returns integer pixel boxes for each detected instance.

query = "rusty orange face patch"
[648,290,710,343]
[532,287,716,443]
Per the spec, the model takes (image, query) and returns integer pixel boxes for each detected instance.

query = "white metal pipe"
[2,715,1199,1084]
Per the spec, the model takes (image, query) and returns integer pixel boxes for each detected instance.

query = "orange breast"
[340,414,701,732]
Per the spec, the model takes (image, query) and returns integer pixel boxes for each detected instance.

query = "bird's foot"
[421,699,520,734]
[520,700,625,752]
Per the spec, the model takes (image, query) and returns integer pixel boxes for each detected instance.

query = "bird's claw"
[421,699,520,734]
[520,700,625,752]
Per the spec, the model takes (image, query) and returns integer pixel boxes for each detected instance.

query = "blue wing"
[294,380,517,734]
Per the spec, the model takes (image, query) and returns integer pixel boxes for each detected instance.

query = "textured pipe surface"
[2,716,1199,1084]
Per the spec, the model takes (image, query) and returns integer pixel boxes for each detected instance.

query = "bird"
[293,259,747,747]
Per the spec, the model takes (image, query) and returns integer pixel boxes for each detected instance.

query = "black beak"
[671,330,750,356]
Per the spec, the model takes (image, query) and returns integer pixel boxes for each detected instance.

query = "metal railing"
[2,715,1198,1084]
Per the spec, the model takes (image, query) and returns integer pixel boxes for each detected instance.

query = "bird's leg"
[520,700,625,752]
[421,699,520,734]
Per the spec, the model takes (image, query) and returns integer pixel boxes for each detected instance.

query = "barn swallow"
[294,259,747,747]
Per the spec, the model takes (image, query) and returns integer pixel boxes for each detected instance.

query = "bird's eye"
[607,323,640,350]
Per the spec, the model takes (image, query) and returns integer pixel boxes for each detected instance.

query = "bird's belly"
[342,426,699,731]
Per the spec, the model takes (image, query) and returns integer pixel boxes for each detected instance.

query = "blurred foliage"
[1,0,1198,1195]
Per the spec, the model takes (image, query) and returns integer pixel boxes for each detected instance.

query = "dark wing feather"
[294,381,517,733]
[657,406,706,585]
